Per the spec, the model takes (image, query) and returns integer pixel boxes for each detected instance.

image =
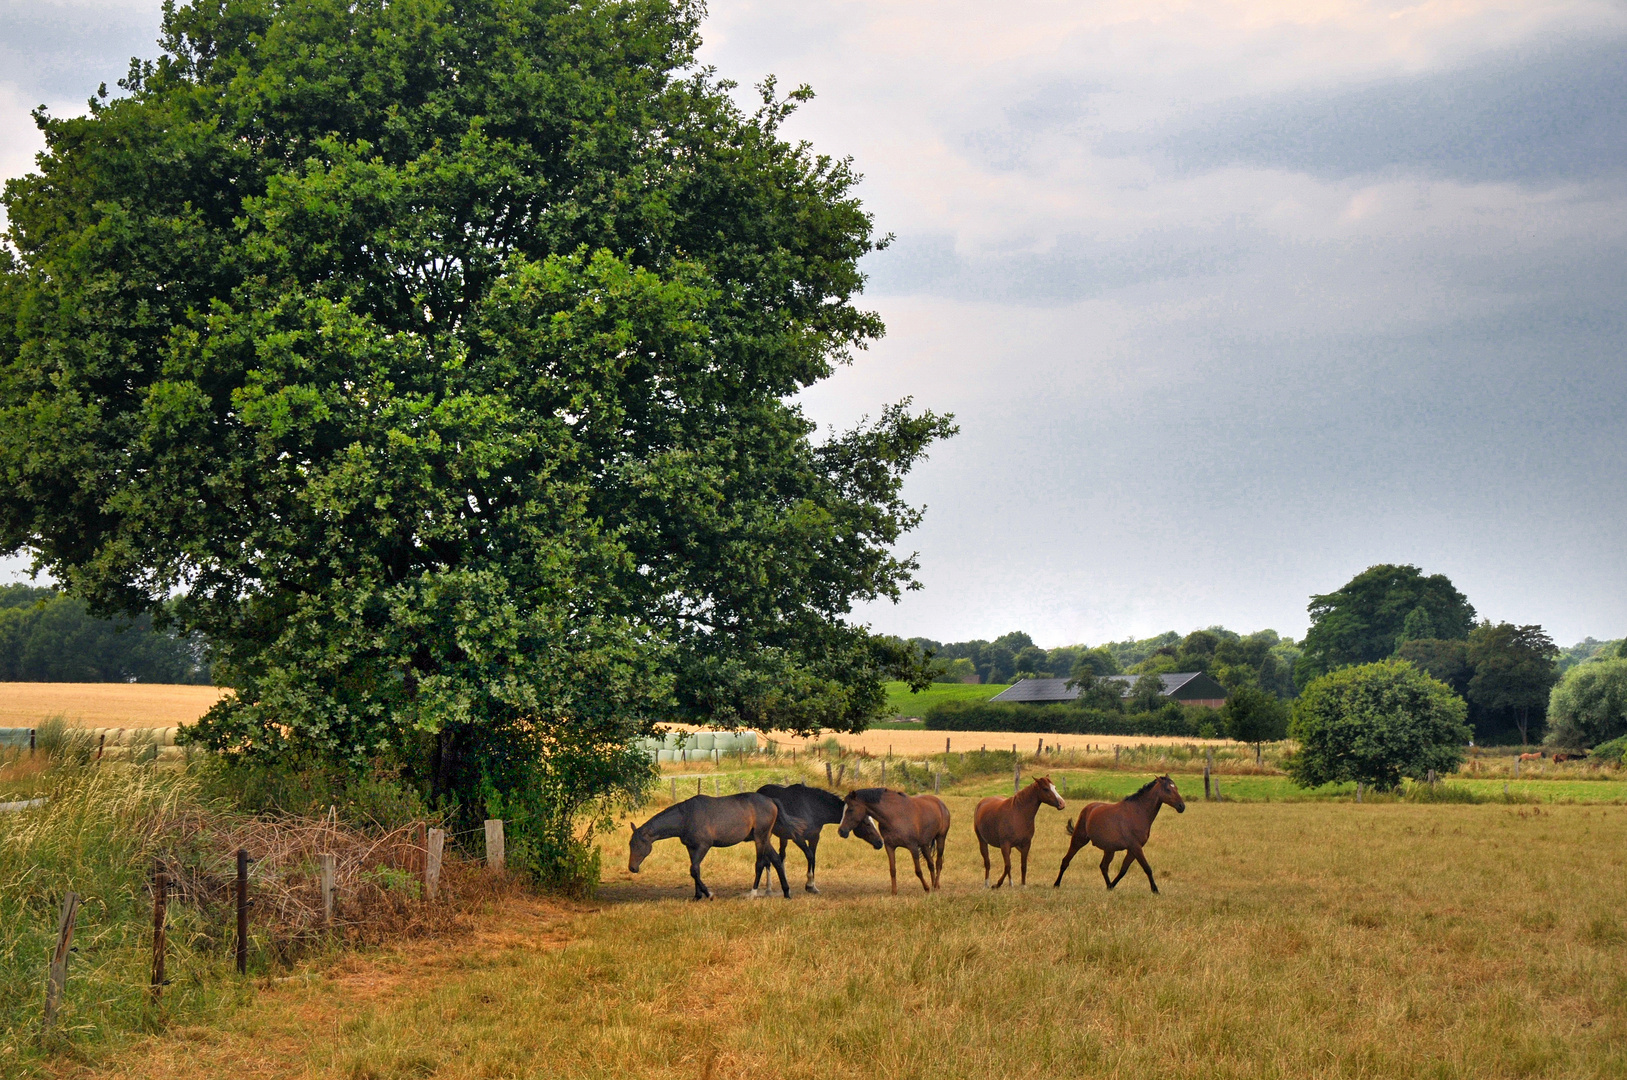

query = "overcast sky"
[3,0,1624,647]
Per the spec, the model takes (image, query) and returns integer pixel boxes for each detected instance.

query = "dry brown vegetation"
[74,791,1627,1080]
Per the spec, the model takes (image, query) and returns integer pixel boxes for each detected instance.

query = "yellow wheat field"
[0,682,228,729]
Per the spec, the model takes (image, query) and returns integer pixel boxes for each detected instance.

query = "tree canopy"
[1287,660,1470,791]
[1544,658,1627,751]
[1296,565,1475,687]
[1464,622,1559,746]
[0,584,208,683]
[0,0,951,882]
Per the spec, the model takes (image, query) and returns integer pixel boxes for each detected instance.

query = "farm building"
[989,672,1229,708]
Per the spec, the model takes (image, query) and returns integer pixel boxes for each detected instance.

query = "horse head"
[838,791,885,849]
[627,821,654,872]
[1037,776,1066,811]
[1156,775,1186,813]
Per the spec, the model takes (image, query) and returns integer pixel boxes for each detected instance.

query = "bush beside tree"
[1544,659,1627,751]
[1287,660,1470,791]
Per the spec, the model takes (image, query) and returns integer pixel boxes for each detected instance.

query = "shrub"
[1287,660,1470,791]
[1544,658,1627,750]
[1587,733,1627,765]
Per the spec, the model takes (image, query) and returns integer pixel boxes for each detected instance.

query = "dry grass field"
[81,789,1627,1080]
[0,683,227,729]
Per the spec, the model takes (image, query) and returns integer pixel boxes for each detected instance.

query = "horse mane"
[851,787,891,801]
[1128,779,1160,799]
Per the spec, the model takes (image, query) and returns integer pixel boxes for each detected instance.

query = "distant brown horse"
[1053,776,1185,893]
[838,788,951,894]
[974,776,1066,888]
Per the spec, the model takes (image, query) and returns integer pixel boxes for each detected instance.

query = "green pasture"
[883,679,1003,717]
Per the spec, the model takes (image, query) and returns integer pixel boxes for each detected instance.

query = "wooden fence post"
[836,763,846,787]
[96,733,105,761]
[695,777,701,797]
[43,891,79,1032]
[1013,760,1020,795]
[235,849,250,975]
[484,820,505,871]
[319,853,336,926]
[1114,746,1120,765]
[933,772,940,795]
[880,761,886,785]
[1355,782,1363,804]
[151,869,168,1002]
[826,762,833,785]
[1206,747,1214,801]
[425,828,446,900]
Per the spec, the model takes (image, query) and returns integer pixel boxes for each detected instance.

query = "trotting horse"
[1053,775,1185,893]
[628,793,790,900]
[838,788,951,895]
[974,776,1066,888]
[757,783,882,893]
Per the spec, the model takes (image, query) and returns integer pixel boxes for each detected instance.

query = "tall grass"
[0,763,237,1063]
[95,798,1627,1080]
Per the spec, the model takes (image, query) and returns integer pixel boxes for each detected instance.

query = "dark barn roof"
[989,672,1229,705]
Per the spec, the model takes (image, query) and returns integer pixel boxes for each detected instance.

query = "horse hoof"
[805,884,820,894]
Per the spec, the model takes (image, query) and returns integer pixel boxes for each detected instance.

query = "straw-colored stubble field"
[87,791,1627,1080]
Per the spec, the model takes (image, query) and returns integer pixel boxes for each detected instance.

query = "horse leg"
[908,845,931,893]
[1108,849,1138,890]
[768,836,791,899]
[1129,844,1159,893]
[802,835,820,894]
[1018,841,1030,887]
[886,844,899,895]
[1054,833,1086,887]
[995,843,1012,889]
[1099,848,1118,890]
[689,843,714,901]
[934,835,946,890]
[979,838,992,888]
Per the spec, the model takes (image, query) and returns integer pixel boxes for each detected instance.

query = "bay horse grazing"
[628,793,790,900]
[1053,776,1185,894]
[974,776,1066,888]
[757,783,882,893]
[838,788,951,895]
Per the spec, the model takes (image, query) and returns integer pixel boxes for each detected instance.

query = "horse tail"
[1064,816,1076,836]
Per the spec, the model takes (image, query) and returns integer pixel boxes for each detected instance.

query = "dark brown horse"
[628,793,790,900]
[1053,775,1185,893]
[838,788,951,894]
[974,776,1066,888]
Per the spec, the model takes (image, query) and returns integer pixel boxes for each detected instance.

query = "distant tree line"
[912,562,1622,748]
[0,584,209,683]
[910,627,1301,700]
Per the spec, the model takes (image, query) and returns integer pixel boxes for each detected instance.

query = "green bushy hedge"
[922,700,1214,737]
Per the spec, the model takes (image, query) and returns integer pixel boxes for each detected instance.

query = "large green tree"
[0,0,950,882]
[1287,660,1469,791]
[1465,622,1559,746]
[1295,565,1475,687]
[1544,659,1627,751]
[0,584,208,682]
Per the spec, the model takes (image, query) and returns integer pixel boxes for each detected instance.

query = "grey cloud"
[0,1,162,103]
[863,230,1247,304]
[1110,35,1627,184]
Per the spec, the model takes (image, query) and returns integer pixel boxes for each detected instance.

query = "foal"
[974,776,1066,888]
[1053,775,1185,893]
[838,788,951,895]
